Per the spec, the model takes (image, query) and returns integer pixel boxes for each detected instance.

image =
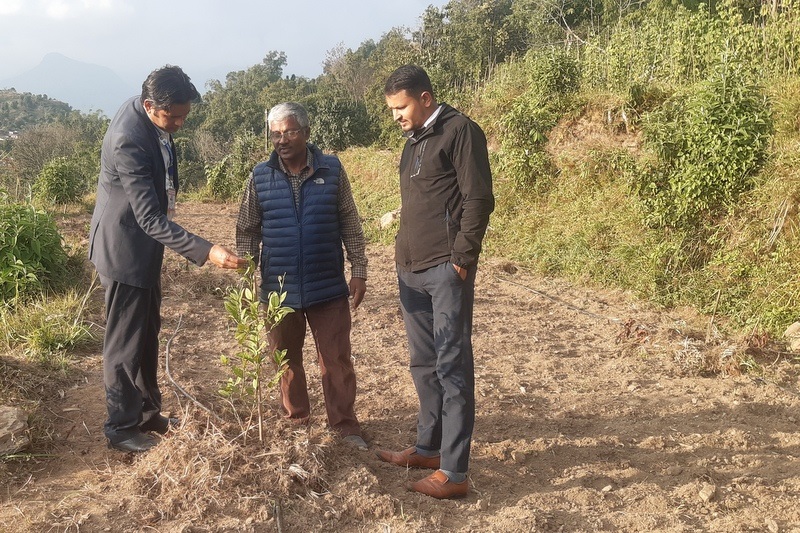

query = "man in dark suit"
[89,65,247,453]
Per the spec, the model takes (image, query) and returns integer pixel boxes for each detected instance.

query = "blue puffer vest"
[252,147,348,310]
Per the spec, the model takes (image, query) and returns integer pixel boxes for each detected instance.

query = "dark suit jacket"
[89,97,212,288]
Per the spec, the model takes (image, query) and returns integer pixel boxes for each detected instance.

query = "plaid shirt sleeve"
[338,166,368,280]
[235,174,263,265]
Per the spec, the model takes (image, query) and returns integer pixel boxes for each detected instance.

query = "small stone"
[379,209,400,229]
[0,406,30,455]
[511,450,526,464]
[699,482,716,503]
[666,465,683,476]
[766,518,779,533]
[784,321,800,351]
[601,485,613,493]
[784,321,800,337]
[476,499,489,511]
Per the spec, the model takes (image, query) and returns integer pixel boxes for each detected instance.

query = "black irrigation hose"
[164,314,225,424]
[495,275,620,323]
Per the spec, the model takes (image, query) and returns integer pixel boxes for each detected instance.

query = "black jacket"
[395,104,494,272]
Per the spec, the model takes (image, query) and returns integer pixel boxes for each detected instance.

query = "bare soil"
[2,201,800,532]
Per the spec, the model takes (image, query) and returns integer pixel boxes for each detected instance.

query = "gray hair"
[266,102,310,130]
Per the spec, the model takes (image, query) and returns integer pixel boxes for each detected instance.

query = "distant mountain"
[0,53,135,116]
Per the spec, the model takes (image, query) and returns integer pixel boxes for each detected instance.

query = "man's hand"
[349,277,366,310]
[208,244,248,269]
[452,263,467,281]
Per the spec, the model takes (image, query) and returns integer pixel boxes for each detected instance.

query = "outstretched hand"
[208,244,248,269]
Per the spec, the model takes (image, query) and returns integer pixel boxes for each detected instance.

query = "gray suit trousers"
[397,261,477,474]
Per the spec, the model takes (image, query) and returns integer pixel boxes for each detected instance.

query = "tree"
[198,51,288,141]
[10,123,82,183]
[323,40,378,102]
[415,0,525,91]
[363,28,420,146]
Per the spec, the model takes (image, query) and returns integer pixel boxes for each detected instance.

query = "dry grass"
[112,408,335,527]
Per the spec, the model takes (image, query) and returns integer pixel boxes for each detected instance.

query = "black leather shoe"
[108,432,158,453]
[140,415,179,435]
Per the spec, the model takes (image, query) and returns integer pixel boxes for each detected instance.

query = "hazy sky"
[0,0,447,89]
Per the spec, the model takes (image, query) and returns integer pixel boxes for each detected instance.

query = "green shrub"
[33,156,87,205]
[636,62,773,229]
[204,155,233,200]
[307,97,376,152]
[526,48,581,97]
[495,49,580,187]
[0,201,68,303]
[204,130,265,201]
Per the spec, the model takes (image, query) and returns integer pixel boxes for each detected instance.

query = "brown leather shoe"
[375,446,440,469]
[408,470,468,499]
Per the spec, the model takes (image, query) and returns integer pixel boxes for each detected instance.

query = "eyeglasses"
[269,128,304,142]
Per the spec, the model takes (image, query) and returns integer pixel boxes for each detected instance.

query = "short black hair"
[384,64,434,99]
[141,65,201,109]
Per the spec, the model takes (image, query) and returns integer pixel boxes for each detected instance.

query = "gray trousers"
[100,275,162,442]
[397,261,476,474]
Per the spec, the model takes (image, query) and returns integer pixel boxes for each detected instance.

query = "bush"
[33,156,88,205]
[0,201,68,303]
[495,48,580,187]
[204,155,234,200]
[307,97,376,152]
[204,130,266,201]
[636,62,773,229]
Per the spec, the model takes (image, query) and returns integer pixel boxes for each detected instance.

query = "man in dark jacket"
[235,102,369,451]
[376,65,494,499]
[89,65,246,453]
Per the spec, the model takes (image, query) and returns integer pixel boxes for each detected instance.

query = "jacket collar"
[408,103,455,143]
[132,97,160,138]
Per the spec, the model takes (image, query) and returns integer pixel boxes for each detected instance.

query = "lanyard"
[156,130,176,220]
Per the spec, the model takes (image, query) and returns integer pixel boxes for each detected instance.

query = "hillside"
[0,201,798,532]
[0,89,73,133]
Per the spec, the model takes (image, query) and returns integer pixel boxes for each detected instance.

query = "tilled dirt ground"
[2,201,800,532]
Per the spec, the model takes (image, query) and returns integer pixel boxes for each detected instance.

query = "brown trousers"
[268,296,361,437]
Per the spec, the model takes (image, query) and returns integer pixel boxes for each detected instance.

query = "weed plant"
[0,286,96,367]
[636,60,773,230]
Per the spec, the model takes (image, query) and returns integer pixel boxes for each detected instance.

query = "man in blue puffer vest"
[235,102,368,450]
